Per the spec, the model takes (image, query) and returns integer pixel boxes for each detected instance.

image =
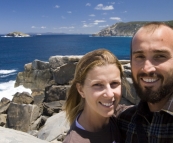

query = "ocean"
[0,35,132,100]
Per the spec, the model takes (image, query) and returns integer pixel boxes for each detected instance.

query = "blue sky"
[1,0,173,34]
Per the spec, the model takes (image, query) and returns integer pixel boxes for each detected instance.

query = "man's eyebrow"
[132,50,143,55]
[152,49,170,54]
[132,49,170,54]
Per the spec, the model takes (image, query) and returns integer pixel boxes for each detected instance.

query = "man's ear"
[76,83,85,98]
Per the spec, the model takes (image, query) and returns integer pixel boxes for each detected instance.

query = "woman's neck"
[78,109,109,132]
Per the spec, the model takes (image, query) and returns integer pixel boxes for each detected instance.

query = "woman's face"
[77,64,121,118]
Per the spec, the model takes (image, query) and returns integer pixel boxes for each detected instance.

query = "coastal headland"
[92,20,173,37]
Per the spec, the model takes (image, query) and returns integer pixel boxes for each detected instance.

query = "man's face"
[131,26,173,103]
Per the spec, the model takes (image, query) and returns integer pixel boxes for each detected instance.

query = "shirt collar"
[161,95,173,116]
[137,95,173,116]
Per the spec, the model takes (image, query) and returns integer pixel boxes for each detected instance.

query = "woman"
[63,49,126,143]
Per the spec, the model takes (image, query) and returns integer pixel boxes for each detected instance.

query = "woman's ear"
[76,83,85,98]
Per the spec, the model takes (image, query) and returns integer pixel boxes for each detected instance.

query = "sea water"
[0,35,132,100]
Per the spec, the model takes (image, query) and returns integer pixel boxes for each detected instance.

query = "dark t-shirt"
[63,116,121,143]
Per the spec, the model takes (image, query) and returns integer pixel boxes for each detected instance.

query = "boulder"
[37,111,69,142]
[49,56,82,69]
[0,97,10,114]
[12,92,34,104]
[0,126,49,143]
[32,59,50,70]
[7,103,42,132]
[24,63,32,71]
[43,101,65,116]
[52,62,77,85]
[0,114,7,127]
[32,90,45,105]
[44,85,69,102]
[15,69,52,90]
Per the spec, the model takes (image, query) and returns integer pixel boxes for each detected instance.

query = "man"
[118,22,173,143]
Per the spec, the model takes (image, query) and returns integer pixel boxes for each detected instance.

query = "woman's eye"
[93,83,102,87]
[92,83,104,90]
[110,82,119,88]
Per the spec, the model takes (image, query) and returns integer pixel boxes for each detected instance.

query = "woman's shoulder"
[63,130,90,143]
[63,121,90,143]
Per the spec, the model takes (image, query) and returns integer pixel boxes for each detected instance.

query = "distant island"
[92,20,173,37]
[4,32,30,37]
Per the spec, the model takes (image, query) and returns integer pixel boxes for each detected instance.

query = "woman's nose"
[103,85,114,98]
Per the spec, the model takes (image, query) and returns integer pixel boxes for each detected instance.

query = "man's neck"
[148,96,170,112]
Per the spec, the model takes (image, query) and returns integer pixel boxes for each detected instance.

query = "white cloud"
[94,20,106,23]
[99,25,109,28]
[82,19,106,28]
[69,29,74,32]
[61,16,66,19]
[89,14,95,17]
[55,5,60,8]
[95,4,114,10]
[31,26,46,29]
[93,23,99,25]
[123,11,127,13]
[81,21,86,23]
[67,11,72,14]
[41,26,46,29]
[59,26,74,29]
[83,24,89,28]
[86,3,91,6]
[83,24,92,28]
[102,12,107,15]
[83,22,98,28]
[108,2,115,5]
[110,17,122,21]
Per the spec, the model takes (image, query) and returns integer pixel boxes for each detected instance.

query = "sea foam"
[0,69,17,75]
[0,80,32,101]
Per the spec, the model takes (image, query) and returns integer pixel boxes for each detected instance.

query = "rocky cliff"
[92,20,173,37]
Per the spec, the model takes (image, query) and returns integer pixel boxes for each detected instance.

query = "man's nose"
[142,60,156,73]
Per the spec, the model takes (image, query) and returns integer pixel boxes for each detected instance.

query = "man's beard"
[132,72,173,104]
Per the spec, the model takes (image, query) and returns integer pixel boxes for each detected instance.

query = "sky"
[0,0,173,34]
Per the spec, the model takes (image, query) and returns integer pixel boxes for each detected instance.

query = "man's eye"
[135,55,145,59]
[155,55,166,58]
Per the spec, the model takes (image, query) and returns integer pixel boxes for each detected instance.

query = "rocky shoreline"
[0,55,139,143]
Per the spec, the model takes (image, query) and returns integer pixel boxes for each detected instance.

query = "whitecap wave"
[0,69,17,75]
[0,80,32,101]
[0,73,17,78]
